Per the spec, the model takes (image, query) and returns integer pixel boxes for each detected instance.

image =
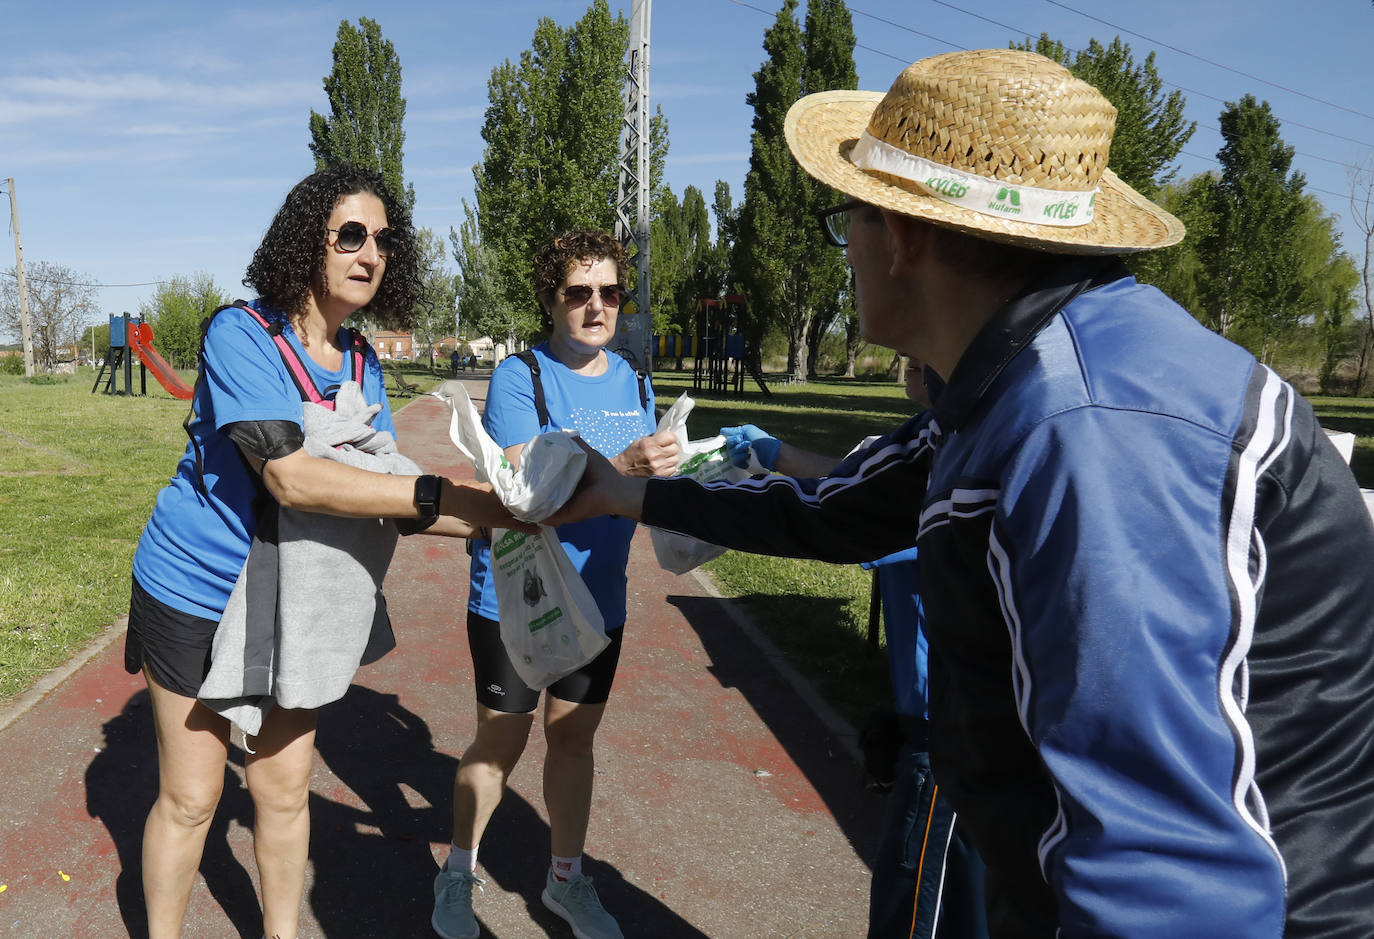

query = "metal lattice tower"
[613,0,652,370]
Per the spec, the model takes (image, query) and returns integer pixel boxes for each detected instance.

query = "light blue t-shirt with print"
[132,302,395,619]
[468,343,656,628]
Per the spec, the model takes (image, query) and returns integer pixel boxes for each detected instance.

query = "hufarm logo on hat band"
[849,132,1098,229]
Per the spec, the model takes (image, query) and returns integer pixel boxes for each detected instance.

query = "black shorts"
[125,575,218,698]
[467,610,624,713]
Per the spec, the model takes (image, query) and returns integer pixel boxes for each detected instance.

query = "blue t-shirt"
[132,302,394,619]
[865,546,928,719]
[468,343,656,628]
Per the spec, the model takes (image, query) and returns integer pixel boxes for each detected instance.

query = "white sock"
[551,854,582,881]
[448,844,477,873]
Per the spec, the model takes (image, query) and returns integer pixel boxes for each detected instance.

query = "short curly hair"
[533,229,629,309]
[244,165,423,325]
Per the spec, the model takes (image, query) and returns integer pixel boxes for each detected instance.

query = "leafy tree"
[1317,250,1361,393]
[0,261,99,371]
[411,228,458,370]
[1016,35,1193,199]
[471,1,628,340]
[1194,96,1316,350]
[1346,156,1374,391]
[138,272,229,370]
[651,184,715,367]
[309,17,414,208]
[737,0,856,382]
[1134,173,1220,318]
[650,186,688,339]
[450,200,530,351]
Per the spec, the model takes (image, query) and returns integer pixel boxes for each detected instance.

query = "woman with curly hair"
[431,230,678,939]
[127,165,525,939]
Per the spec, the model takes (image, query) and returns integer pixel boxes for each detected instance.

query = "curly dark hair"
[533,229,629,310]
[244,165,423,325]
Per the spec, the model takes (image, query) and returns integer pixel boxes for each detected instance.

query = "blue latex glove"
[720,424,780,471]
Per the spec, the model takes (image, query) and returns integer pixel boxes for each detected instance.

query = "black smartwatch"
[414,474,442,520]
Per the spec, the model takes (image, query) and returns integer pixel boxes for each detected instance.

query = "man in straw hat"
[549,49,1374,937]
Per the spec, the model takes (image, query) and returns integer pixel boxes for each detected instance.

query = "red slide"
[127,322,194,400]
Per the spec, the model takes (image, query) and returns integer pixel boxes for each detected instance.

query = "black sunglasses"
[815,199,867,248]
[560,283,624,307]
[329,221,402,257]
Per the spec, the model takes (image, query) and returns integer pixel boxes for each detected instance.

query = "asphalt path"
[0,376,884,937]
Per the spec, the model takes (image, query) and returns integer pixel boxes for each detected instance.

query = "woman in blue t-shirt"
[432,231,678,939]
[127,166,522,939]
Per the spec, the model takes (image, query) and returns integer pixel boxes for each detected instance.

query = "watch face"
[416,475,441,516]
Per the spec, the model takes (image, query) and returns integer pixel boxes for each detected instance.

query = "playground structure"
[677,294,777,398]
[91,313,193,400]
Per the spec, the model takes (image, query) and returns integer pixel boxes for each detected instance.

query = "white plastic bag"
[437,383,609,687]
[648,394,749,574]
[486,526,610,688]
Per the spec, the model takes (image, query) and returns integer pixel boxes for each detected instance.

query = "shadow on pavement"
[312,684,706,937]
[85,691,265,939]
[666,593,886,864]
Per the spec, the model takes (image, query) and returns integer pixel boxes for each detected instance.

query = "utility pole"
[5,178,35,377]
[613,0,652,372]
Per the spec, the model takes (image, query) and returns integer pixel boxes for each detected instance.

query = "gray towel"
[199,382,422,736]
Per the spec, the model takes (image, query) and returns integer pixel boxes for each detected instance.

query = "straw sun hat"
[785,48,1185,254]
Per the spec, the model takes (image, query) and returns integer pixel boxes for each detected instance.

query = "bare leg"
[542,698,606,859]
[450,705,535,852]
[142,669,231,939]
[244,706,318,939]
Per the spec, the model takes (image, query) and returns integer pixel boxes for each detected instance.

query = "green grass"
[0,372,193,698]
[0,366,427,703]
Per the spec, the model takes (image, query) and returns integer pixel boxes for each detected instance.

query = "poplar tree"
[464,0,629,341]
[737,0,856,382]
[308,17,414,208]
[1199,96,1324,351]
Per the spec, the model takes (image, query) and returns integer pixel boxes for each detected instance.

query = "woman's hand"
[441,478,538,534]
[610,429,679,477]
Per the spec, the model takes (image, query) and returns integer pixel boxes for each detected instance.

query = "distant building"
[371,329,414,360]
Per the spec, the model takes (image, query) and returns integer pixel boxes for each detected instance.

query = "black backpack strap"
[515,349,550,427]
[345,327,368,383]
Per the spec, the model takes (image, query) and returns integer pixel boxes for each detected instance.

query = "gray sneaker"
[541,870,623,939]
[432,865,484,939]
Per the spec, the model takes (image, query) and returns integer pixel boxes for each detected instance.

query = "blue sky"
[4,0,1374,330]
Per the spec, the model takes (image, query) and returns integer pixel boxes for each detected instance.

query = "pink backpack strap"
[237,305,327,406]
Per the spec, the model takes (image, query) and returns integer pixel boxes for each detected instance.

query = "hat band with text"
[850,132,1098,228]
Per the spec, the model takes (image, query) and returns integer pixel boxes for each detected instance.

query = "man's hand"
[441,478,538,534]
[720,424,780,471]
[611,429,680,477]
[545,439,649,526]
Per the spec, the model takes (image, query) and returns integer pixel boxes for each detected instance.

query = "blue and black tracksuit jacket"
[642,257,1374,938]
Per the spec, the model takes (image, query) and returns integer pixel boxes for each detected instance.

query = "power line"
[1041,0,1374,122]
[915,0,1374,151]
[721,0,1363,207]
[0,270,166,288]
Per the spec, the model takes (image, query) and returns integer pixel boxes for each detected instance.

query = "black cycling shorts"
[467,610,624,713]
[125,575,218,698]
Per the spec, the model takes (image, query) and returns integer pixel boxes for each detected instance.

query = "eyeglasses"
[328,221,402,257]
[816,199,867,248]
[559,284,624,307]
